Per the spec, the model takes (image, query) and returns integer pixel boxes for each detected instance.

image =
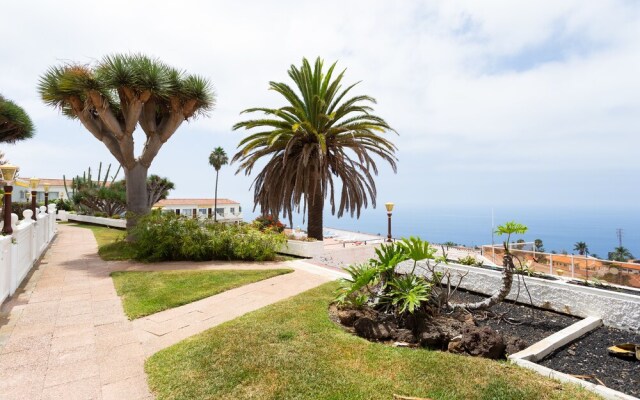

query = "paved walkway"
[0,225,342,400]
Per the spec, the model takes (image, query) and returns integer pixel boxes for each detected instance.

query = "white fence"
[0,205,57,305]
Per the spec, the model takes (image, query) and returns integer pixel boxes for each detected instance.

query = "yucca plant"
[38,54,215,235]
[0,94,34,143]
[233,57,398,240]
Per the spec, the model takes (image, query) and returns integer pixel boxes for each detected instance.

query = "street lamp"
[0,164,19,235]
[44,183,50,210]
[29,177,39,221]
[385,202,394,242]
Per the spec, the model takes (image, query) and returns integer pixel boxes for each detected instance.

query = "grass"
[111,269,293,319]
[145,282,598,400]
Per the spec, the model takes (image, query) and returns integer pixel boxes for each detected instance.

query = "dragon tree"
[38,54,215,233]
[0,94,34,143]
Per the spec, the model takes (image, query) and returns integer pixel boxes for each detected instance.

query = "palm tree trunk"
[214,169,219,222]
[124,162,149,240]
[307,182,324,241]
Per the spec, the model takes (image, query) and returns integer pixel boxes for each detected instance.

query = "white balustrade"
[0,209,57,304]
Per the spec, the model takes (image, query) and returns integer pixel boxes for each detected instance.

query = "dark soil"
[539,326,640,397]
[451,290,579,346]
[567,279,640,297]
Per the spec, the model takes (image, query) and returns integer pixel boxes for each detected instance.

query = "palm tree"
[0,94,34,143]
[574,241,589,256]
[208,147,228,222]
[608,246,633,262]
[146,175,175,208]
[233,57,398,240]
[38,54,214,235]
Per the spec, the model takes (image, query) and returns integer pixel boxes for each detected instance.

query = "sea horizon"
[249,205,640,260]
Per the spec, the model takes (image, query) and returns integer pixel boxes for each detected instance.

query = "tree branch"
[87,91,125,139]
[69,97,127,166]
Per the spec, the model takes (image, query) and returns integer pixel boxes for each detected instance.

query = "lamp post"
[29,177,39,221]
[44,183,50,211]
[385,202,394,242]
[0,164,19,235]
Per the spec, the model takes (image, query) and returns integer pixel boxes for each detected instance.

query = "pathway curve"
[0,224,343,400]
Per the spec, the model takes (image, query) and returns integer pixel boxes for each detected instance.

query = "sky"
[1,1,639,226]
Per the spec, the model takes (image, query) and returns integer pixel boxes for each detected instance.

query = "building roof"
[154,198,240,207]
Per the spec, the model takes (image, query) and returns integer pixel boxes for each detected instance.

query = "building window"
[199,208,207,215]
[230,207,235,214]
[216,208,225,216]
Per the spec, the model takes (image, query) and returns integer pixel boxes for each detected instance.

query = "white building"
[10,178,68,203]
[153,198,243,223]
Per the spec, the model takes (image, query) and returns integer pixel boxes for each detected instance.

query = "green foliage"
[208,146,228,171]
[608,246,633,262]
[457,255,483,267]
[232,57,397,236]
[335,263,378,307]
[38,54,215,120]
[336,237,440,316]
[54,198,73,211]
[495,221,528,254]
[387,275,431,314]
[0,94,34,143]
[132,212,286,262]
[253,214,285,233]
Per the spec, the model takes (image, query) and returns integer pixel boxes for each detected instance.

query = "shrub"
[253,215,285,233]
[54,198,73,211]
[132,212,286,262]
[335,238,444,317]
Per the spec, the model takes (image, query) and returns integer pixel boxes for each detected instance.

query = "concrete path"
[0,225,341,400]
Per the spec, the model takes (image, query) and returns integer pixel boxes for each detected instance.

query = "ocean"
[261,205,640,259]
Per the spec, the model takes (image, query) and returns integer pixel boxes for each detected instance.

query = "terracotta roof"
[38,179,66,186]
[154,198,239,207]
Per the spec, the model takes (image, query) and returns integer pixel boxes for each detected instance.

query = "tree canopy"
[0,94,34,143]
[233,57,397,239]
[38,54,215,169]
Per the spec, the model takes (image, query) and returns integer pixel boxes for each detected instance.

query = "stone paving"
[0,225,343,400]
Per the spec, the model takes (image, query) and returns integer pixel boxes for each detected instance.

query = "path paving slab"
[0,224,341,399]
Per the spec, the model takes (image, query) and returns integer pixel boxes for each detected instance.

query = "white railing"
[0,204,57,304]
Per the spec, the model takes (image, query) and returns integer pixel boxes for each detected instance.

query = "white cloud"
[0,0,638,213]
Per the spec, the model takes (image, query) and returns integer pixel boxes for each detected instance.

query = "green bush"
[132,212,286,262]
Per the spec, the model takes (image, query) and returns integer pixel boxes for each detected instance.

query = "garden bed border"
[409,261,640,332]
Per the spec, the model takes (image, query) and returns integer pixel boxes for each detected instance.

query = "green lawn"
[66,222,135,260]
[145,282,598,400]
[112,269,293,319]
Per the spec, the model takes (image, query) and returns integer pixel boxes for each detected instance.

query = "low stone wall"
[409,260,640,332]
[279,240,324,258]
[64,213,127,229]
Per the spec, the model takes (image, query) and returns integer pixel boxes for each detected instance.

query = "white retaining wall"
[408,260,640,332]
[0,205,57,304]
[61,212,127,229]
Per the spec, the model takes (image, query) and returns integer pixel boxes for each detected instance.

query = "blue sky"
[0,1,638,224]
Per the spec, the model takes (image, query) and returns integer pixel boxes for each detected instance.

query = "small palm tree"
[233,57,398,240]
[608,246,633,262]
[0,94,34,143]
[574,241,589,256]
[208,147,228,222]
